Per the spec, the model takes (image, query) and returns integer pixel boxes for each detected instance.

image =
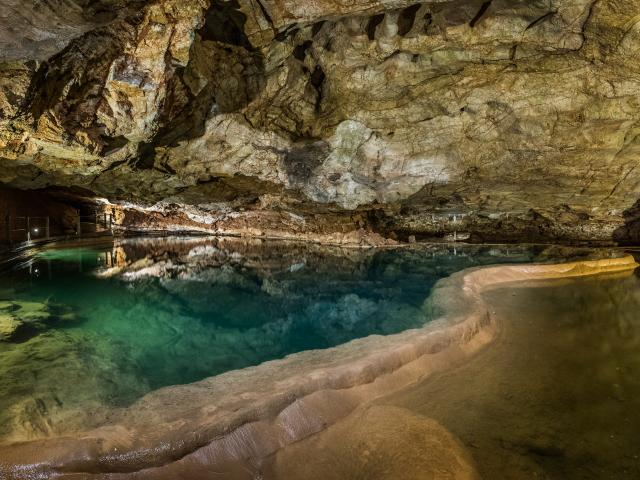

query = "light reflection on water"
[0,237,617,440]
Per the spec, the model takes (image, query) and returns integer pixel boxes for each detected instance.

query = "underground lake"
[0,237,638,479]
[0,238,562,438]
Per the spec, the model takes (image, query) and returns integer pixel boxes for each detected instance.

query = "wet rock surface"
[267,405,480,480]
[385,270,640,479]
[0,0,639,244]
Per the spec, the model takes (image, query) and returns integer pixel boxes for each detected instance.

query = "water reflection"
[0,238,623,441]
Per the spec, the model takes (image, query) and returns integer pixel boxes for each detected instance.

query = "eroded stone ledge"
[1,0,639,244]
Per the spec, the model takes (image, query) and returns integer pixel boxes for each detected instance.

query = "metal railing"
[4,212,114,244]
[76,212,114,236]
[5,216,50,243]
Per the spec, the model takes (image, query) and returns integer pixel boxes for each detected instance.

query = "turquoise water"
[0,238,594,438]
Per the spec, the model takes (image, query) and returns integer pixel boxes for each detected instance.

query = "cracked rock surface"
[1,0,639,243]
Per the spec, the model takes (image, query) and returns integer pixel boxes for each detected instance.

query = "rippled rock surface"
[383,265,640,479]
[1,0,639,243]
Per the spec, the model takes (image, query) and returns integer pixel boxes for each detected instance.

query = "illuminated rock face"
[1,0,639,243]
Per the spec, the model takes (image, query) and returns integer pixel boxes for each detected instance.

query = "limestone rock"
[1,0,639,243]
[0,312,21,341]
[0,300,77,342]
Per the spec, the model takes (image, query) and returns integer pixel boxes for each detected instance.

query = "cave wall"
[0,187,80,242]
[1,0,639,244]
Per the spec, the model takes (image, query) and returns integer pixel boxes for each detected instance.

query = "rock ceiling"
[1,0,639,243]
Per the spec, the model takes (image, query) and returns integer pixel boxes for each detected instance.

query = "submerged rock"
[0,312,20,341]
[0,300,78,342]
[0,329,143,441]
[270,406,480,480]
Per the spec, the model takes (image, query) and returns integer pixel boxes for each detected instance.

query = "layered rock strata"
[0,0,639,243]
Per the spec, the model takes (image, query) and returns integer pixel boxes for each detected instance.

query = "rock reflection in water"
[0,237,608,442]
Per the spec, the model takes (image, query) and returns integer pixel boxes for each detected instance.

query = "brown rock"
[0,0,639,244]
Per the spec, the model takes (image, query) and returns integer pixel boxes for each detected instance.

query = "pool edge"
[0,254,637,478]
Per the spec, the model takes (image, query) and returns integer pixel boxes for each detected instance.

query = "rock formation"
[1,0,639,244]
[0,297,77,342]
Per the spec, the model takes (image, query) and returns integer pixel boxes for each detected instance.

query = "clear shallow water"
[0,238,600,439]
[378,270,640,480]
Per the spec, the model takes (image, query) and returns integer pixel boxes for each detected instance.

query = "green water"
[0,238,598,439]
